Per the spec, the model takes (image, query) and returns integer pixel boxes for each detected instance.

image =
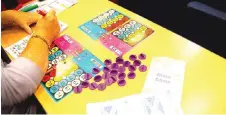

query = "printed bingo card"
[42,35,104,101]
[79,9,154,56]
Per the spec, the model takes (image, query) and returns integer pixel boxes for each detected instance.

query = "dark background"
[114,0,226,59]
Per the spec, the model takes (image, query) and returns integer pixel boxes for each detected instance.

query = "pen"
[37,9,47,16]
[15,4,24,11]
[19,1,49,12]
[20,4,39,12]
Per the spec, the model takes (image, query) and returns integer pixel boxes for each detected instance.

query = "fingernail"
[29,30,32,34]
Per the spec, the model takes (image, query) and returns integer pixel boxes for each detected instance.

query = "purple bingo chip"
[104,59,112,65]
[133,60,141,66]
[139,65,147,72]
[128,65,136,71]
[92,68,100,74]
[97,83,106,91]
[118,73,126,79]
[118,66,126,73]
[116,56,122,60]
[102,73,110,79]
[103,66,110,73]
[89,82,98,90]
[123,61,131,67]
[74,85,83,94]
[111,63,119,69]
[84,73,92,80]
[138,53,146,60]
[117,79,126,86]
[129,55,137,61]
[94,75,102,82]
[105,77,113,86]
[110,70,118,76]
[81,81,89,88]
[111,76,117,83]
[116,57,124,64]
[128,72,136,79]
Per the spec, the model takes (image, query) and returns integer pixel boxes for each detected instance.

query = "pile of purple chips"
[74,53,147,94]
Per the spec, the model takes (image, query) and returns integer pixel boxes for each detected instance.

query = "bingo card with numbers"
[79,9,154,56]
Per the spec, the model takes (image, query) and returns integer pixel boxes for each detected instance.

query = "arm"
[1,58,44,106]
[1,10,15,27]
[1,10,60,106]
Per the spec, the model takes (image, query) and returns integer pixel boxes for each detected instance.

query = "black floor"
[118,0,226,59]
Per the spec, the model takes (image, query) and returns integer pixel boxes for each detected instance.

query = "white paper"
[27,0,78,14]
[5,35,31,58]
[59,21,68,32]
[143,57,186,107]
[49,2,66,12]
[86,92,183,115]
[4,21,67,59]
[56,0,75,7]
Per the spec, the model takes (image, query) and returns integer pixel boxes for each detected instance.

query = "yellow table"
[2,0,226,114]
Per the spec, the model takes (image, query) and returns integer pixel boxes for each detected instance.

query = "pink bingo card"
[99,34,132,56]
[54,35,84,55]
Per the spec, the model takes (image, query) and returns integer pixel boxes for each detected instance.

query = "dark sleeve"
[1,0,18,10]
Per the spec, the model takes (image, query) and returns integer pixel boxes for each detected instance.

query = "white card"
[5,35,31,58]
[59,21,68,33]
[143,57,186,107]
[4,21,68,59]
[86,92,183,115]
[87,100,118,115]
[56,0,75,8]
[49,2,66,12]
[116,96,147,115]
[41,5,52,12]
[26,0,77,14]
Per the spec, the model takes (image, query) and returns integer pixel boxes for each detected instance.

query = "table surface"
[1,0,226,114]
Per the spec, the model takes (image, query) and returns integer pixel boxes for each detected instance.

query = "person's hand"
[1,10,41,34]
[33,10,60,45]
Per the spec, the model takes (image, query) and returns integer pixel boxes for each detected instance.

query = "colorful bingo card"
[41,35,104,101]
[79,9,154,56]
[79,9,130,40]
[111,20,154,47]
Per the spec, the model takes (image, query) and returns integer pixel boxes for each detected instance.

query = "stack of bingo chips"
[74,53,147,93]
